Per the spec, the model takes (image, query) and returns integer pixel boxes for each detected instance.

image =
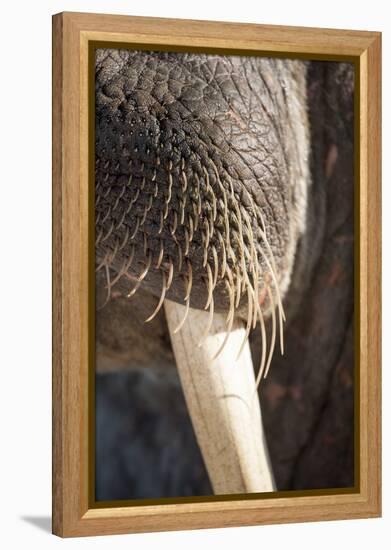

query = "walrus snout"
[95,49,310,359]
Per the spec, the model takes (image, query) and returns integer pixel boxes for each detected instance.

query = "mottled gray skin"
[95,50,309,313]
[95,53,354,499]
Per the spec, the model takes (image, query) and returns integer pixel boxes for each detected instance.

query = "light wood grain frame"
[52,11,381,537]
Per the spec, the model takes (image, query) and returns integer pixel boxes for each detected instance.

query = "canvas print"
[94,49,354,501]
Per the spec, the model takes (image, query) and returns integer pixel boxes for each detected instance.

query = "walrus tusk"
[164,300,275,494]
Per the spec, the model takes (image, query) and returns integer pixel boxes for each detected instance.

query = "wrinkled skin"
[95,50,309,313]
[95,52,354,499]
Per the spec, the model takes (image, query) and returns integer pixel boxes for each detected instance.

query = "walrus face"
[95,49,310,337]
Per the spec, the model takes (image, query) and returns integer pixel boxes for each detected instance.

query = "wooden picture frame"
[52,11,381,537]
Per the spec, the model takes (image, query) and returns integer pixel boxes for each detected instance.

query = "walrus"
[94,50,354,499]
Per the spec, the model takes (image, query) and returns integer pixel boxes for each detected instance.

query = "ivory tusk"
[164,300,275,495]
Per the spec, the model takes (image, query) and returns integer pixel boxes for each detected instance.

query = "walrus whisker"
[126,278,142,299]
[231,224,247,294]
[101,221,115,242]
[202,233,208,268]
[118,226,129,251]
[110,246,135,286]
[202,166,210,189]
[108,239,119,266]
[96,262,112,311]
[158,210,164,234]
[156,239,164,269]
[252,264,261,329]
[184,227,190,256]
[210,158,231,199]
[247,191,266,234]
[130,217,140,240]
[211,245,219,288]
[173,294,190,334]
[210,166,230,251]
[188,215,194,242]
[181,169,188,192]
[218,232,227,278]
[147,193,154,212]
[166,258,174,291]
[225,267,236,324]
[171,210,178,236]
[204,217,210,251]
[227,175,235,201]
[139,193,153,225]
[145,271,167,323]
[242,208,256,258]
[142,232,148,256]
[137,252,152,281]
[194,173,201,214]
[211,297,234,360]
[126,253,152,299]
[258,228,286,322]
[208,208,215,240]
[115,207,128,231]
[264,285,277,378]
[184,259,193,301]
[179,198,185,225]
[224,205,230,252]
[198,293,214,347]
[254,297,268,390]
[236,286,253,360]
[163,200,169,220]
[130,187,140,206]
[101,206,111,224]
[95,249,109,272]
[125,200,133,216]
[167,167,173,205]
[197,192,202,216]
[192,201,199,230]
[235,265,242,308]
[210,187,217,222]
[204,264,214,310]
[112,185,126,211]
[103,184,111,198]
[103,263,112,305]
